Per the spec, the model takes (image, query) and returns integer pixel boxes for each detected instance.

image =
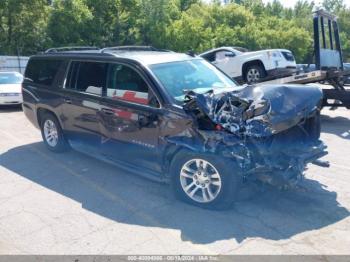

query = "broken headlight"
[243,100,270,120]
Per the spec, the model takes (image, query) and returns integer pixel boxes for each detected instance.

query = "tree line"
[0,0,349,63]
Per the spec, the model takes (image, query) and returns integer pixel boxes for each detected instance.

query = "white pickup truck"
[200,47,297,84]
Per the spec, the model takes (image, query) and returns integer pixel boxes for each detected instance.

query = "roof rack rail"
[45,46,100,53]
[101,45,171,53]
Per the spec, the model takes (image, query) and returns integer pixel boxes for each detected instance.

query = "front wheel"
[170,151,240,210]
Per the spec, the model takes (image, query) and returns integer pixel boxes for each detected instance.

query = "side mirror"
[138,113,158,128]
[225,52,235,57]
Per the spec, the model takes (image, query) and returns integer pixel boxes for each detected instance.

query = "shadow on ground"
[321,114,350,140]
[1,141,348,244]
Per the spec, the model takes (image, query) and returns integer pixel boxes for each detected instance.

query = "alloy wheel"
[246,68,261,83]
[179,159,222,203]
[43,119,59,147]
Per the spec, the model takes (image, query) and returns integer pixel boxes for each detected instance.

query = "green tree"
[234,0,265,16]
[167,1,312,62]
[322,0,345,12]
[166,3,210,51]
[84,0,139,46]
[47,0,93,46]
[1,0,350,63]
[265,0,284,17]
[336,8,350,61]
[0,0,50,55]
[178,0,200,11]
[135,0,180,47]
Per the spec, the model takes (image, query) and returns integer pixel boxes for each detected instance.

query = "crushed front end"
[183,84,328,188]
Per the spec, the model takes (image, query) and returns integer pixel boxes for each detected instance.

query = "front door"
[99,63,163,174]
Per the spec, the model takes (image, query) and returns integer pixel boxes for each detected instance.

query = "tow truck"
[255,9,350,109]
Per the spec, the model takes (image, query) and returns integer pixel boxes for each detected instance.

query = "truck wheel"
[245,65,266,84]
[170,150,240,210]
[40,113,69,153]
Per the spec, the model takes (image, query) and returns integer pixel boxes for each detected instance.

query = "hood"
[0,84,22,93]
[183,84,323,137]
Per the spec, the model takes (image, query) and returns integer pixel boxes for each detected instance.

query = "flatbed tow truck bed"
[260,69,350,109]
[258,9,350,109]
[261,70,327,85]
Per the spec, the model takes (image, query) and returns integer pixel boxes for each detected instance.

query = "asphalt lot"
[0,103,350,255]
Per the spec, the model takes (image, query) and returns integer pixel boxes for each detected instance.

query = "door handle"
[64,98,72,104]
[101,108,115,115]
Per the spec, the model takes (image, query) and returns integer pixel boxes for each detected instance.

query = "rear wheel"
[244,65,266,84]
[171,150,240,210]
[40,113,69,153]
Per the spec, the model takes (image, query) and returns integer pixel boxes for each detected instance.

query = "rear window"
[25,59,63,86]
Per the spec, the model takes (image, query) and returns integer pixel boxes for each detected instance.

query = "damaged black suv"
[22,46,327,209]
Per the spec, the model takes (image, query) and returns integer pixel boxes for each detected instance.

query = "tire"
[170,150,240,210]
[305,111,321,140]
[244,64,266,84]
[40,112,69,153]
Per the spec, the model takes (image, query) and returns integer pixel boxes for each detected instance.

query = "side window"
[215,51,228,62]
[25,59,62,87]
[215,50,235,62]
[106,64,159,107]
[65,61,107,96]
[202,52,215,62]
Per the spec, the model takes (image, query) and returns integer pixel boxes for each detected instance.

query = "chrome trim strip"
[22,88,39,101]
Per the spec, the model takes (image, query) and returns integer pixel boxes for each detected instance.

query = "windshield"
[150,59,237,102]
[0,72,23,84]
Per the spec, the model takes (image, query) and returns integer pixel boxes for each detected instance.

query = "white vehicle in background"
[200,47,297,84]
[0,72,23,105]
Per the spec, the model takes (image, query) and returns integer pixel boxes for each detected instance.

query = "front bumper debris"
[178,84,328,187]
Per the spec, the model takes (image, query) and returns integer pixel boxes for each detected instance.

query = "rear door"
[99,63,163,174]
[61,61,107,152]
[22,58,66,127]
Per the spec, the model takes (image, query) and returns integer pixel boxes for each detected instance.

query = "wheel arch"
[162,142,211,181]
[242,60,267,79]
[36,107,63,129]
[162,142,237,181]
[162,144,188,180]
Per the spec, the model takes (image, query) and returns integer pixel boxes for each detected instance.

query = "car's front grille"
[0,93,20,96]
[282,52,295,62]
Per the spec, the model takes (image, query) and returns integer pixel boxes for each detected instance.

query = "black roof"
[36,46,197,65]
